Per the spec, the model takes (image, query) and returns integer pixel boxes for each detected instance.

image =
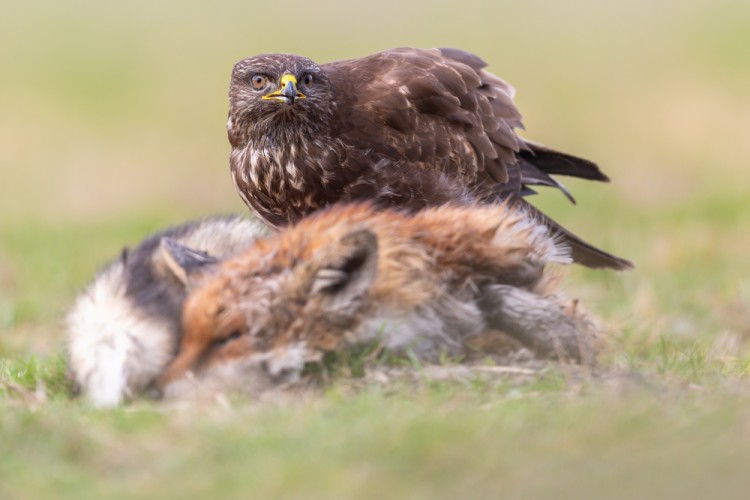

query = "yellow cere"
[280,73,297,86]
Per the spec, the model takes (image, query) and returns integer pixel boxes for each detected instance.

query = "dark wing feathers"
[486,124,520,153]
[429,64,469,96]
[519,140,610,182]
[437,47,488,72]
[327,48,511,181]
[405,74,445,100]
[414,94,462,116]
[323,47,630,270]
[328,47,609,194]
[486,157,510,184]
[517,157,576,204]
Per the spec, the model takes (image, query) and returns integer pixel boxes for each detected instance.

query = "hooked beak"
[262,74,306,104]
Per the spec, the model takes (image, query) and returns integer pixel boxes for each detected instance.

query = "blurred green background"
[1,1,750,497]
[1,0,749,355]
[2,0,749,356]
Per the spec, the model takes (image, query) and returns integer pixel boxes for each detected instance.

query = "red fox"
[66,215,268,407]
[157,202,596,391]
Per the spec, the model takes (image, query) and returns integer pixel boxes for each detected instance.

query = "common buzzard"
[227,47,632,270]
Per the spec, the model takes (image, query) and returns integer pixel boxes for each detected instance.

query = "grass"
[1,371,750,499]
[2,0,750,497]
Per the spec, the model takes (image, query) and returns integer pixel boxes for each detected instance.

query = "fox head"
[155,226,382,388]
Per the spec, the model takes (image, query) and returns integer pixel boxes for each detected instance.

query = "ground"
[1,0,749,497]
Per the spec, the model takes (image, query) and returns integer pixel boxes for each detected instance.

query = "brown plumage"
[228,47,632,270]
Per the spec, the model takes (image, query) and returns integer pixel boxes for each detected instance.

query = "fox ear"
[310,229,379,306]
[158,237,218,287]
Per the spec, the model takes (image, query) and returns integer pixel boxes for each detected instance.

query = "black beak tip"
[281,81,297,104]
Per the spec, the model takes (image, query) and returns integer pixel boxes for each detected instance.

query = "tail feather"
[493,140,632,270]
[519,140,610,182]
[521,200,634,271]
[518,157,576,204]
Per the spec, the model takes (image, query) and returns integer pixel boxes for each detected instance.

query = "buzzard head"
[228,53,334,148]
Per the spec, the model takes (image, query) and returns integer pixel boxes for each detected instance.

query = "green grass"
[1,379,750,499]
[2,0,750,497]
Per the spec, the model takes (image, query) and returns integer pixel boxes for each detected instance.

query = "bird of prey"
[227,47,632,270]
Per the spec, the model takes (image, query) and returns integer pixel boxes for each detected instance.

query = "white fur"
[66,262,174,407]
[260,342,313,378]
[494,207,572,265]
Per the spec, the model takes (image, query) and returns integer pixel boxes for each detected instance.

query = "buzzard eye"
[302,73,314,86]
[250,75,268,90]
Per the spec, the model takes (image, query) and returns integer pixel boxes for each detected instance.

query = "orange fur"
[158,202,588,388]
